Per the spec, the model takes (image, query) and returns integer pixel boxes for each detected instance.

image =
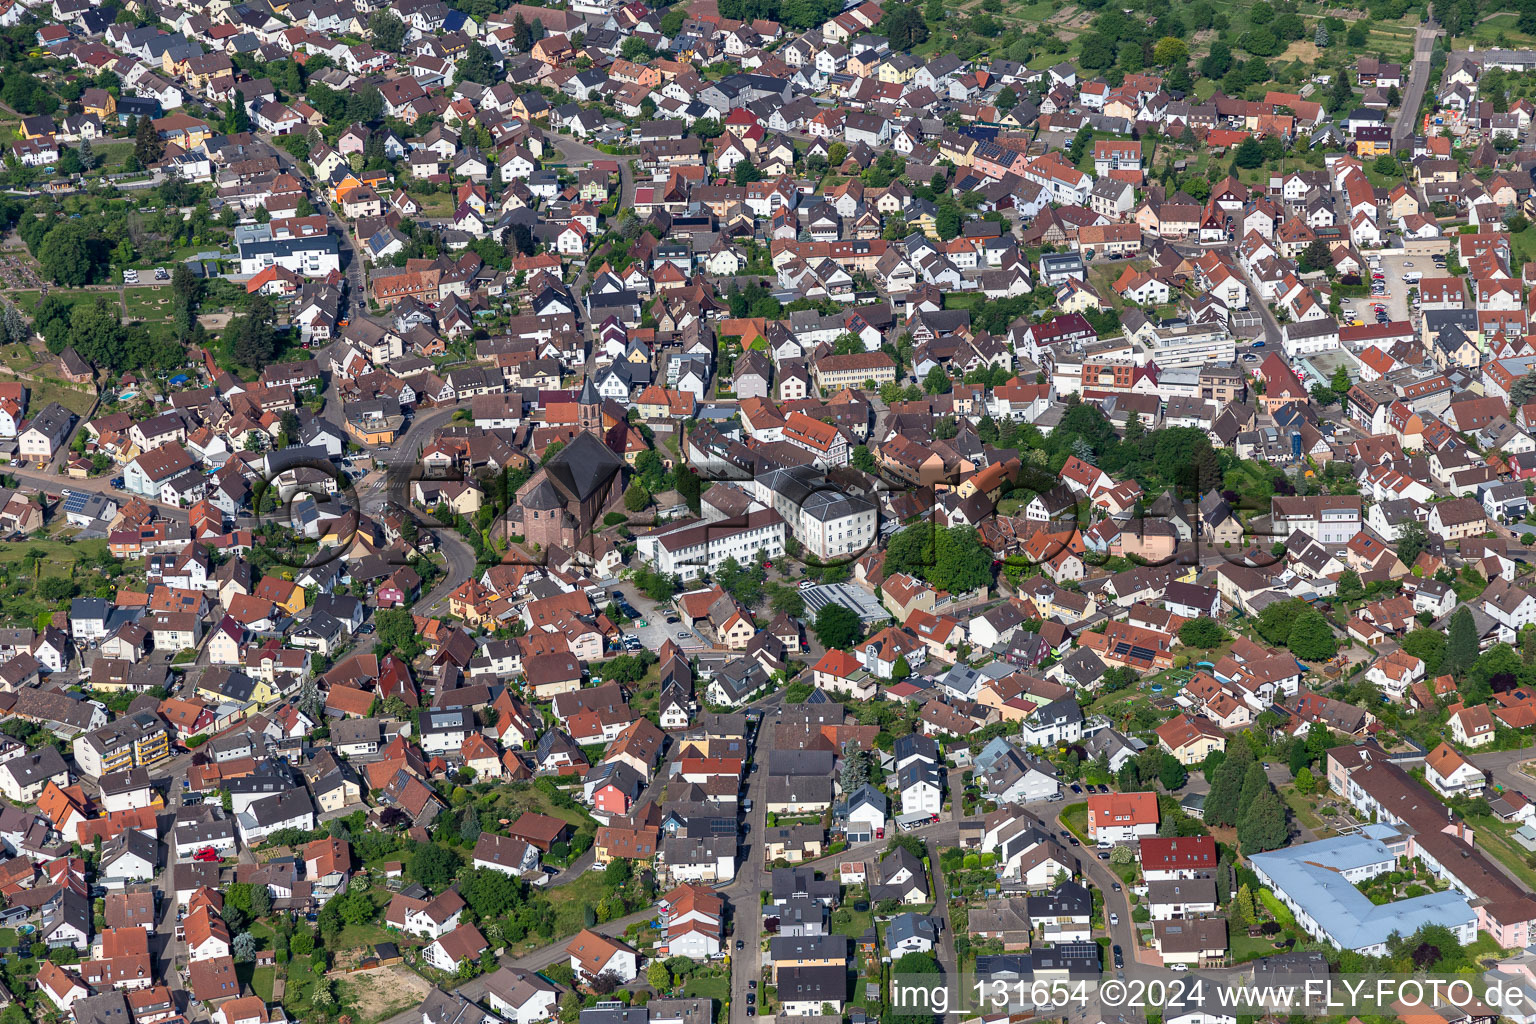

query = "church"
[508,378,627,557]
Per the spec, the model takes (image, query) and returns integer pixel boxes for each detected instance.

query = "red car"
[192,847,220,863]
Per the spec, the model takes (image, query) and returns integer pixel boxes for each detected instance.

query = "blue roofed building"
[1249,824,1477,955]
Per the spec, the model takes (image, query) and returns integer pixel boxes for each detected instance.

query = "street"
[1393,23,1444,144]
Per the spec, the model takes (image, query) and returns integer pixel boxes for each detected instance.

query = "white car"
[1109,913,1119,926]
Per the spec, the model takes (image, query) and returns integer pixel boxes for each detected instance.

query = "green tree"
[455,43,499,85]
[879,3,930,49]
[624,480,649,512]
[1152,37,1188,65]
[134,112,164,166]
[1234,883,1258,926]
[227,90,251,133]
[1295,765,1316,795]
[224,294,278,369]
[1233,135,1265,168]
[370,10,406,50]
[1178,618,1225,648]
[1401,628,1447,677]
[1238,786,1289,854]
[1445,605,1479,678]
[1396,519,1428,568]
[814,603,863,649]
[411,843,463,889]
[923,365,952,395]
[1159,754,1188,791]
[1298,238,1333,273]
[375,607,424,660]
[1286,608,1338,661]
[647,961,671,991]
[38,221,105,286]
[1202,735,1254,827]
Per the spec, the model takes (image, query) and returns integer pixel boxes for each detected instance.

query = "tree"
[624,480,649,512]
[1201,736,1253,827]
[1295,766,1316,794]
[1511,373,1536,410]
[134,112,164,166]
[1372,153,1399,177]
[38,221,105,287]
[1159,754,1188,791]
[224,294,278,369]
[1152,37,1188,66]
[1178,618,1225,648]
[879,3,929,49]
[1445,606,1479,678]
[1255,598,1307,646]
[227,90,251,134]
[1238,786,1289,854]
[734,160,763,185]
[1396,519,1428,568]
[647,961,671,992]
[1233,135,1265,169]
[1286,608,1338,661]
[889,952,941,1024]
[1297,238,1332,274]
[923,365,952,395]
[455,43,499,85]
[232,931,257,962]
[840,742,871,792]
[411,843,463,888]
[375,607,424,659]
[814,603,863,649]
[1234,883,1258,927]
[1201,40,1233,78]
[885,524,992,595]
[370,11,406,51]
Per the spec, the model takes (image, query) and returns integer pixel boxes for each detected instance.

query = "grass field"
[1467,813,1536,890]
[123,287,177,321]
[414,191,454,218]
[251,966,276,1001]
[542,872,615,936]
[0,538,109,571]
[13,375,97,416]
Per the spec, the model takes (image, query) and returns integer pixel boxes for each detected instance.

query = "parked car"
[192,847,220,862]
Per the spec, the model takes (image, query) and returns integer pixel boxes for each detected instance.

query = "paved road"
[555,136,635,209]
[1469,745,1536,794]
[1393,23,1444,143]
[258,134,367,302]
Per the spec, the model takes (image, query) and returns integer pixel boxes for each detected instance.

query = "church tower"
[578,375,601,434]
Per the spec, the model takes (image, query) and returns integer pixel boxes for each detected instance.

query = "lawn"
[1510,227,1536,272]
[1060,801,1088,842]
[413,191,454,218]
[1466,814,1536,890]
[829,903,873,939]
[1278,785,1326,834]
[1230,930,1288,963]
[335,920,396,950]
[22,375,97,417]
[0,538,110,569]
[682,972,732,1023]
[542,871,616,937]
[251,965,276,1001]
[123,287,178,321]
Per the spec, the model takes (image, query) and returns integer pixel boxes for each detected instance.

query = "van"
[1403,271,1422,284]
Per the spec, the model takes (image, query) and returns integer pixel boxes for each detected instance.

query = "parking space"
[1344,249,1436,329]
[599,584,705,653]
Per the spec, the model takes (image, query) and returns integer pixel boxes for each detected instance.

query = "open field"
[336,964,435,1024]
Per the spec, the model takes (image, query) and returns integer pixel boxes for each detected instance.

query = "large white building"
[751,466,878,562]
[237,234,342,277]
[635,509,786,581]
[1250,826,1476,956]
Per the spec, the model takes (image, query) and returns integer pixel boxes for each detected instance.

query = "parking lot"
[1341,249,1437,329]
[599,584,706,653]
